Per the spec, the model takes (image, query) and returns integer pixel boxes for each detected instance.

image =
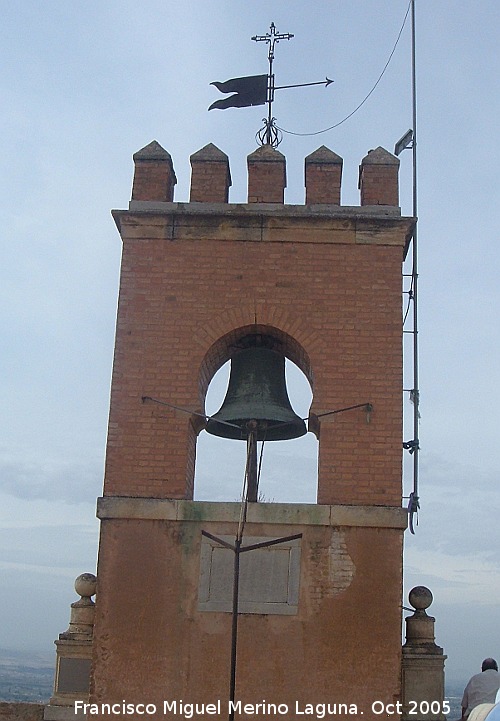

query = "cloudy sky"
[1,0,499,686]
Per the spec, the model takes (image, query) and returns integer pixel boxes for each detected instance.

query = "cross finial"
[251,23,294,147]
[251,22,294,63]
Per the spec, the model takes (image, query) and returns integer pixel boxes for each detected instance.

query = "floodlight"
[394,129,414,156]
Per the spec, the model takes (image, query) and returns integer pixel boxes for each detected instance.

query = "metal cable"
[276,0,411,137]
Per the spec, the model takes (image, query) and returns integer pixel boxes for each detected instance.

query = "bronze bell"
[205,347,307,441]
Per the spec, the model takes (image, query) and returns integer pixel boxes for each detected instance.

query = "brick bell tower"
[90,140,413,716]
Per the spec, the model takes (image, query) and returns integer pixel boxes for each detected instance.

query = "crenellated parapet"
[130,140,400,207]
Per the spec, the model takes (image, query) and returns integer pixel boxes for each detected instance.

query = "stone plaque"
[57,657,92,693]
[198,534,301,615]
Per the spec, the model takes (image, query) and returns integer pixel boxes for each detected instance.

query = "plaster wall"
[90,501,406,718]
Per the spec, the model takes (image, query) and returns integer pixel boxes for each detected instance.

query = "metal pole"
[228,537,241,721]
[246,431,258,502]
[411,0,420,506]
[267,62,274,145]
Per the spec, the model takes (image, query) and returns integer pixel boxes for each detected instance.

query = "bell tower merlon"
[190,143,231,202]
[359,146,400,206]
[305,145,343,204]
[247,145,286,202]
[131,140,177,202]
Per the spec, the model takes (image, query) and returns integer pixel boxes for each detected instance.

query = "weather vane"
[209,22,333,147]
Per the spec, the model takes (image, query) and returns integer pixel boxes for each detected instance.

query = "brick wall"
[0,704,44,721]
[189,143,231,203]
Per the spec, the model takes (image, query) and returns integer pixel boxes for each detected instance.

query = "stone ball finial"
[409,585,433,611]
[75,573,97,599]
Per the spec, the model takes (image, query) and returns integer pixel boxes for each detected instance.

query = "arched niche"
[193,325,318,503]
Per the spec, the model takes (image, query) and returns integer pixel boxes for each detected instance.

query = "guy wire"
[276,0,411,137]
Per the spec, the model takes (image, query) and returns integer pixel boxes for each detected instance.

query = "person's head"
[481,658,498,672]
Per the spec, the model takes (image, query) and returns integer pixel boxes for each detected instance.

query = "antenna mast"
[408,0,420,531]
[396,1,419,531]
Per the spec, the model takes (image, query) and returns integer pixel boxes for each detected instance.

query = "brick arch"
[193,322,319,503]
[194,301,329,400]
[198,323,314,404]
[189,313,323,493]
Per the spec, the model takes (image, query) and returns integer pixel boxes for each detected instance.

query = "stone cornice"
[97,497,408,529]
[112,202,415,250]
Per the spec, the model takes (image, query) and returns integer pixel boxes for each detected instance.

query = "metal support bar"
[202,529,302,721]
[228,537,241,721]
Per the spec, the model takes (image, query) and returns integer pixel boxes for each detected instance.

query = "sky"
[1,0,499,687]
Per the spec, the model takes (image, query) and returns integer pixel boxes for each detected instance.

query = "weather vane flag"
[209,22,333,147]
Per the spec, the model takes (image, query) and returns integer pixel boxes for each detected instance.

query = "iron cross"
[251,23,294,145]
[251,22,294,64]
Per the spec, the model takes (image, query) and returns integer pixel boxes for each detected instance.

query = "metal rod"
[201,531,302,555]
[274,78,333,90]
[201,530,235,551]
[266,31,274,145]
[141,396,241,430]
[267,74,274,144]
[228,537,241,721]
[246,431,258,502]
[411,0,420,508]
[314,402,372,419]
[239,533,302,553]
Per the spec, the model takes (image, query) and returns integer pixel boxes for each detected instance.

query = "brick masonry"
[305,145,343,204]
[0,704,44,721]
[89,141,414,717]
[247,145,287,202]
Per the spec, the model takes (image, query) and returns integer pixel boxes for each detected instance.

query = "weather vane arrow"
[208,22,333,147]
[275,77,333,90]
